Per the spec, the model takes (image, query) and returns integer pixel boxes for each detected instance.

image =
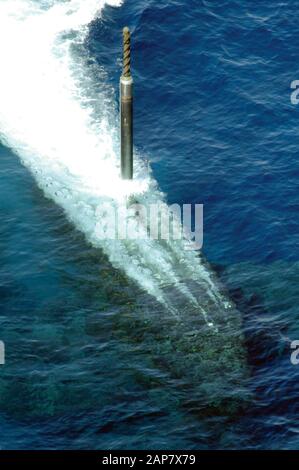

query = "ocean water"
[0,0,298,450]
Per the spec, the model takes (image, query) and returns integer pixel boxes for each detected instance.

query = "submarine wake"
[0,0,250,416]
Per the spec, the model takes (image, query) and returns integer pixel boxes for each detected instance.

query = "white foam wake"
[0,0,229,326]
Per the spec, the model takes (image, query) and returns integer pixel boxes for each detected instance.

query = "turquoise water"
[0,0,299,449]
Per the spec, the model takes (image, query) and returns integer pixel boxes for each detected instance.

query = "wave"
[0,0,234,328]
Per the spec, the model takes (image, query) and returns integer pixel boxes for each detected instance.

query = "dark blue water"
[1,0,299,449]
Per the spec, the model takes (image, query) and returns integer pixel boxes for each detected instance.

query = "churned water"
[0,0,298,449]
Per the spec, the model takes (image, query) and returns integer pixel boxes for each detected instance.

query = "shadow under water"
[113,260,251,419]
